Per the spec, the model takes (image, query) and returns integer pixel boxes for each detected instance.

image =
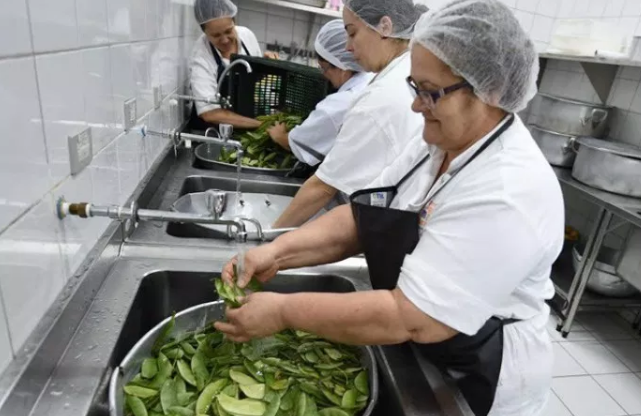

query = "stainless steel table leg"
[561,209,613,336]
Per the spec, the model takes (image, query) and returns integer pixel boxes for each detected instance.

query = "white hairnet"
[344,0,427,39]
[412,0,538,113]
[315,20,364,72]
[194,0,238,25]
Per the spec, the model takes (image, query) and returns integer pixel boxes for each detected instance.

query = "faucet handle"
[205,190,226,220]
[220,124,233,140]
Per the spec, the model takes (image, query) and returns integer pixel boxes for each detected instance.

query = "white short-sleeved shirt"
[368,115,565,415]
[189,27,262,115]
[315,52,424,196]
[288,72,374,166]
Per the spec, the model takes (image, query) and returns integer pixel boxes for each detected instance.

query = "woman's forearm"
[273,175,337,228]
[271,205,361,271]
[201,109,261,129]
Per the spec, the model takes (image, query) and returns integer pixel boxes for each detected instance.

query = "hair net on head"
[343,0,428,39]
[315,20,364,72]
[194,0,238,25]
[412,0,538,113]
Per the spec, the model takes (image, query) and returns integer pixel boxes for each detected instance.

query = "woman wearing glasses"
[267,20,373,167]
[270,0,426,228]
[188,0,278,130]
[215,1,563,415]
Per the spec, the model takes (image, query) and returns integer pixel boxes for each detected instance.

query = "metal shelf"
[540,52,641,69]
[249,0,341,18]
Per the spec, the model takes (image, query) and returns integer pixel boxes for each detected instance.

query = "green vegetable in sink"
[122,279,370,416]
[218,113,303,170]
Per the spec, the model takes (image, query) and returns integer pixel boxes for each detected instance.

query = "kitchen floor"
[545,311,641,416]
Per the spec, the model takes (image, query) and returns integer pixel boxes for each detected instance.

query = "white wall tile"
[594,374,641,414]
[604,0,627,17]
[552,376,626,416]
[587,0,608,18]
[0,57,50,232]
[146,0,161,40]
[620,66,641,80]
[90,141,120,205]
[266,15,295,46]
[293,20,312,49]
[82,47,118,154]
[0,0,32,57]
[0,295,13,375]
[516,0,541,13]
[35,51,87,182]
[268,4,295,19]
[76,0,110,47]
[110,44,135,131]
[608,78,639,109]
[514,10,535,33]
[117,131,148,203]
[130,0,147,41]
[618,111,641,146]
[630,84,641,113]
[107,0,133,42]
[132,42,152,116]
[608,108,628,140]
[531,15,555,42]
[239,10,268,44]
[622,0,641,16]
[0,196,67,351]
[28,0,78,52]
[619,16,641,36]
[557,0,577,18]
[537,0,560,17]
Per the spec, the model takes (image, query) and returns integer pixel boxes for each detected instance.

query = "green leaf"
[222,384,239,398]
[239,383,265,400]
[263,394,281,416]
[181,342,197,357]
[340,390,357,409]
[229,369,257,386]
[142,358,158,379]
[167,406,194,416]
[124,385,158,399]
[321,388,342,407]
[196,379,229,414]
[160,379,178,414]
[216,394,267,416]
[126,395,149,416]
[354,371,369,396]
[177,392,194,407]
[177,360,197,387]
[324,349,342,361]
[152,313,175,355]
[149,353,173,389]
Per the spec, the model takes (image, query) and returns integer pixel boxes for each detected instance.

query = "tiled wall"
[0,0,206,374]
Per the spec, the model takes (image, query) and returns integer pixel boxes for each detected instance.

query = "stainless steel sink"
[166,176,301,239]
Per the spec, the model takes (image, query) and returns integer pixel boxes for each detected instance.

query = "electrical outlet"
[68,128,93,176]
[153,86,162,109]
[123,98,137,131]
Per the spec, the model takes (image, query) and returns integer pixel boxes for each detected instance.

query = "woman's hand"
[222,244,280,288]
[214,292,287,342]
[267,122,289,149]
[264,51,280,60]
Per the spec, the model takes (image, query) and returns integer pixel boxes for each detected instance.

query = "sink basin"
[166,176,301,239]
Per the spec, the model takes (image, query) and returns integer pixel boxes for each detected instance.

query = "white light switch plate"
[124,98,137,131]
[68,128,93,176]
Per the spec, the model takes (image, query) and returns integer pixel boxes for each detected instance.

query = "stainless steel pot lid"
[538,93,613,109]
[528,124,576,138]
[576,137,641,160]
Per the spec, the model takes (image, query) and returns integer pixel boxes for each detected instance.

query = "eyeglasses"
[406,76,472,109]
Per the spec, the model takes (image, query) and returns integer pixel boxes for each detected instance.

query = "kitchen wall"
[0,0,208,374]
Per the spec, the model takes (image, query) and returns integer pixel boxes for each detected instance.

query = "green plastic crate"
[228,55,334,119]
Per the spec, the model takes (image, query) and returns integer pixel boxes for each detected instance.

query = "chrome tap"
[205,190,226,220]
[217,59,252,101]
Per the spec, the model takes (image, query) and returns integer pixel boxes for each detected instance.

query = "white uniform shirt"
[369,116,565,415]
[315,52,424,196]
[288,71,374,166]
[189,27,262,115]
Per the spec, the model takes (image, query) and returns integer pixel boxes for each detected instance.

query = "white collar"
[338,71,370,92]
[369,51,409,85]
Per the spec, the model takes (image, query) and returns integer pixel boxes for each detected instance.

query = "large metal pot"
[572,243,637,297]
[572,137,641,197]
[109,301,379,416]
[533,94,612,138]
[528,125,577,167]
[617,226,641,292]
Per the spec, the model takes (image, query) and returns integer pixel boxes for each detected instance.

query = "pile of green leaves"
[219,113,303,170]
[123,279,370,416]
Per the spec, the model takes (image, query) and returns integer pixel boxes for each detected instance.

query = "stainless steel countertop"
[0,144,466,416]
[554,167,641,228]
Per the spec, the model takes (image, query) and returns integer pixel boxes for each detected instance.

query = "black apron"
[285,139,324,179]
[188,41,251,132]
[350,115,517,416]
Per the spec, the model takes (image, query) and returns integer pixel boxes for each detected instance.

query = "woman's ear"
[377,16,394,38]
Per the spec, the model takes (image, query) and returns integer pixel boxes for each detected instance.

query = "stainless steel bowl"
[194,143,292,177]
[532,94,612,138]
[528,125,577,168]
[572,243,637,297]
[109,301,379,416]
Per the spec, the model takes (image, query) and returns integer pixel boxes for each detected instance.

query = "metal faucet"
[217,59,252,101]
[204,125,244,206]
[205,190,226,220]
[55,197,263,241]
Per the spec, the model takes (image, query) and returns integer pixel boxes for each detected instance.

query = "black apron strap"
[290,138,326,163]
[211,40,251,83]
[396,153,431,188]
